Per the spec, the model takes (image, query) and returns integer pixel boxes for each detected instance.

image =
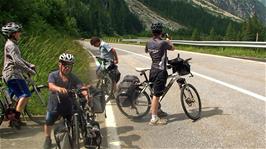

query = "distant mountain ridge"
[192,0,266,25]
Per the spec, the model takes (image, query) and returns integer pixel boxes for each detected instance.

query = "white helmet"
[59,53,75,63]
[1,22,22,37]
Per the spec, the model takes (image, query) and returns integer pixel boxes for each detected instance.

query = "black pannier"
[89,86,106,113]
[117,75,140,107]
[168,57,190,76]
[84,121,102,148]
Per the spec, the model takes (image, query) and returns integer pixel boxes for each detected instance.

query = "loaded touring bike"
[116,54,202,121]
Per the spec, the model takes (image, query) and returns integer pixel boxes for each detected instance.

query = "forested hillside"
[0,0,143,36]
[139,0,266,41]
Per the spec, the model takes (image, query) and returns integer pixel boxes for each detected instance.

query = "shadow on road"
[0,122,41,139]
[167,106,225,123]
[101,125,141,149]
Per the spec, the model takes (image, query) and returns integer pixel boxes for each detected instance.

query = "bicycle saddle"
[135,67,150,72]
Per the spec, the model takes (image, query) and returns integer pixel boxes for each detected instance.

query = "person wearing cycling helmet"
[90,37,120,98]
[43,53,90,149]
[1,22,36,129]
[145,22,175,126]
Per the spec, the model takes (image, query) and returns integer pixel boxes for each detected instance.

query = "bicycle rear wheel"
[180,83,201,120]
[24,84,48,125]
[0,100,5,125]
[116,89,151,119]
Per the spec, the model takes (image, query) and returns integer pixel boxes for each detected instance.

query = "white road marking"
[115,47,266,102]
[86,49,121,149]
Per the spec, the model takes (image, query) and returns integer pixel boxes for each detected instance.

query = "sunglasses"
[61,62,73,68]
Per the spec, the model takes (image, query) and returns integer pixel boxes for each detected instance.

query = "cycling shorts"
[149,69,168,97]
[7,79,31,99]
[45,111,72,126]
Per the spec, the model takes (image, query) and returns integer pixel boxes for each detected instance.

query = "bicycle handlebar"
[95,56,114,64]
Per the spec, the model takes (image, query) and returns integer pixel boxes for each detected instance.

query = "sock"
[151,114,158,121]
[15,111,21,120]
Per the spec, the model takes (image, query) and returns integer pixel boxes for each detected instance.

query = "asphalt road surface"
[1,41,265,149]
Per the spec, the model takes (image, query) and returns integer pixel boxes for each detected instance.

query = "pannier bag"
[89,86,106,113]
[168,57,190,76]
[84,121,102,148]
[117,75,140,107]
[54,123,72,149]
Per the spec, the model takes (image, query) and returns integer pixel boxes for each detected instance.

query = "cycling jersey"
[2,39,35,82]
[145,37,172,70]
[99,41,114,61]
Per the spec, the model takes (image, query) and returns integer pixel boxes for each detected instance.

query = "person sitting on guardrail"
[145,22,175,126]
[43,53,90,149]
[90,37,120,98]
[1,22,36,129]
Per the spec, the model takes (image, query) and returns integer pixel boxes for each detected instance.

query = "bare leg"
[151,96,160,115]
[16,97,28,112]
[44,124,52,138]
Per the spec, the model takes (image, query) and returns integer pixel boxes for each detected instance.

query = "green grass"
[0,34,91,114]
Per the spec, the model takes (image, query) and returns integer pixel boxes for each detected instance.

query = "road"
[1,41,265,149]
[82,42,266,149]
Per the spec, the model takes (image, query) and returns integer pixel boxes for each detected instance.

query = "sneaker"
[43,137,52,149]
[149,117,167,126]
[157,109,168,118]
[9,120,21,130]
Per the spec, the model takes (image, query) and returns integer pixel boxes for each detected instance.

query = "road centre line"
[115,47,266,102]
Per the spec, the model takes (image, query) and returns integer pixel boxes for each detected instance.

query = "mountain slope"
[124,0,185,31]
[192,0,266,25]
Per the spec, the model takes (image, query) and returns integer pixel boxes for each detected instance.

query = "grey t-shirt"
[99,41,114,61]
[145,37,172,70]
[47,70,82,112]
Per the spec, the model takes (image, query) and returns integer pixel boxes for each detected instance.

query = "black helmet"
[151,22,163,32]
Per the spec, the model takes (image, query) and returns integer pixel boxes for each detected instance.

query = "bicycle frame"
[139,69,191,102]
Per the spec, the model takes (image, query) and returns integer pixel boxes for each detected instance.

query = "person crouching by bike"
[1,22,36,129]
[43,53,90,149]
[90,37,120,98]
[145,22,175,126]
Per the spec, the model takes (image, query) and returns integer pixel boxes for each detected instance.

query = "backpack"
[117,75,140,107]
[84,121,102,148]
[89,86,105,113]
[54,123,72,149]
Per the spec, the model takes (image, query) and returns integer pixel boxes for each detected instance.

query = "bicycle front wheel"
[72,114,80,149]
[25,84,48,125]
[116,89,151,119]
[180,83,201,120]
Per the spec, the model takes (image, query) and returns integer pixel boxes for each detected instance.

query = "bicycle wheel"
[0,100,5,125]
[180,83,201,120]
[100,76,114,102]
[24,84,48,125]
[72,114,80,149]
[116,89,151,119]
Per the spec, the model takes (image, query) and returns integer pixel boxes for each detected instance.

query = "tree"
[191,28,200,40]
[224,22,236,41]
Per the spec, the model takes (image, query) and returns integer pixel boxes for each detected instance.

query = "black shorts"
[149,69,168,97]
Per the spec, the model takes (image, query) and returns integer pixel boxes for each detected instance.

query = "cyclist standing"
[145,22,175,126]
[90,37,120,97]
[1,22,36,129]
[43,53,90,149]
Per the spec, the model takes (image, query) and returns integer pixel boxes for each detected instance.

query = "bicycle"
[116,54,202,121]
[0,73,48,125]
[55,88,102,149]
[95,56,117,102]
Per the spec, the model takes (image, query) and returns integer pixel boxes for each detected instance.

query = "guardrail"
[122,39,266,48]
